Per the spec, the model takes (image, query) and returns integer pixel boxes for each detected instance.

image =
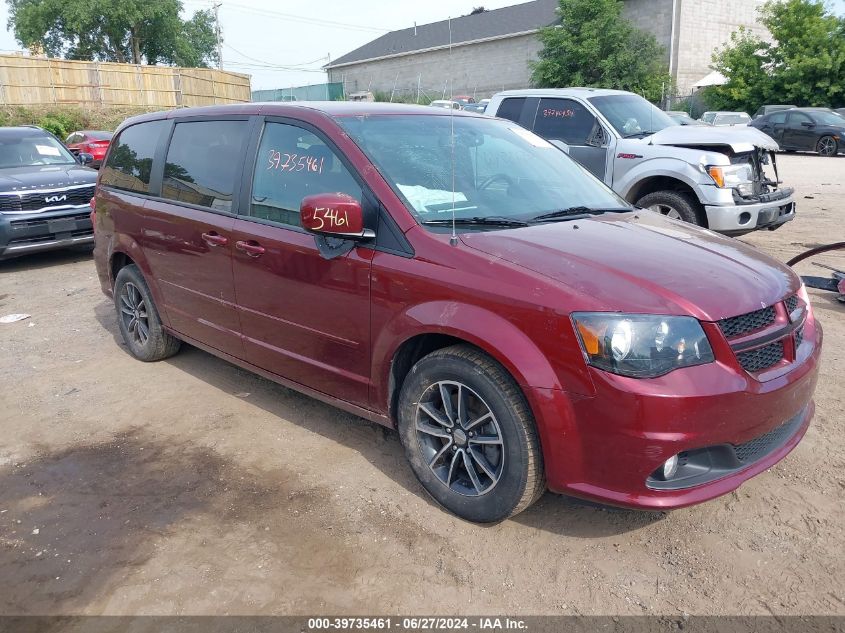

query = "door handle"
[201,231,228,247]
[235,240,266,257]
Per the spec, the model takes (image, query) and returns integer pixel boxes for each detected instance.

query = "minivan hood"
[0,164,96,192]
[648,125,779,152]
[460,212,797,321]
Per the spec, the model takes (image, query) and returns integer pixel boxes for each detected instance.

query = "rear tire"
[113,264,181,362]
[397,345,545,523]
[636,190,704,226]
[817,135,838,157]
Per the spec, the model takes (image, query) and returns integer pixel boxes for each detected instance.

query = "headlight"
[572,313,715,378]
[708,164,753,189]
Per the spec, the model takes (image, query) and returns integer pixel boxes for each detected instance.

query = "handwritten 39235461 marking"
[267,149,325,174]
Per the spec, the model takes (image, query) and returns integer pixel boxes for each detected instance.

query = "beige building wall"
[674,0,767,94]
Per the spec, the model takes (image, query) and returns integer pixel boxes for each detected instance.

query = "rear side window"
[495,98,526,123]
[249,122,362,228]
[533,98,596,144]
[100,120,166,194]
[161,120,248,212]
[769,112,787,124]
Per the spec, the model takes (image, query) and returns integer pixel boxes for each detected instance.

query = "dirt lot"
[0,154,843,616]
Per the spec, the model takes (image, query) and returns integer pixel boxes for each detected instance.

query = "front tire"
[636,190,705,226]
[817,135,838,157]
[113,264,181,362]
[397,345,545,523]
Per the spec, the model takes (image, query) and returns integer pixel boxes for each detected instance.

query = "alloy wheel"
[414,380,504,496]
[818,137,837,157]
[119,282,150,347]
[648,203,682,220]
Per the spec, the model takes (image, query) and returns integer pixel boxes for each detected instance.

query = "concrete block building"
[324,0,768,99]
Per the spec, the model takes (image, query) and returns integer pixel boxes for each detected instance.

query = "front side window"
[533,98,597,145]
[249,122,362,228]
[338,114,627,230]
[0,131,76,169]
[589,94,675,138]
[100,120,166,194]
[788,112,813,126]
[161,120,248,212]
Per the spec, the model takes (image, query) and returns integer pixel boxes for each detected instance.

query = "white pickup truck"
[486,88,796,235]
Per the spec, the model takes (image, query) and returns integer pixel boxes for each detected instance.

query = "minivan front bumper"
[0,207,94,260]
[528,318,822,510]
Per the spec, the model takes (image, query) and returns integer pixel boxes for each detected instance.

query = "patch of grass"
[0,105,158,138]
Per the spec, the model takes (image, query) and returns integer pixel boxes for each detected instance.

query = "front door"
[531,97,609,182]
[231,119,373,407]
[135,118,250,359]
[783,111,817,150]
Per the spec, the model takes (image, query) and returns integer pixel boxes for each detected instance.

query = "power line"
[223,42,328,68]
[214,2,389,33]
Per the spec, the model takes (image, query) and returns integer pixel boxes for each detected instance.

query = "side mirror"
[300,193,374,240]
[78,152,94,166]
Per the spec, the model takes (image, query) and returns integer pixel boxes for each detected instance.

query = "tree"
[530,0,670,103]
[6,0,218,67]
[709,0,845,112]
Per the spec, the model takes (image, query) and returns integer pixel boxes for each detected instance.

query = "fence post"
[94,61,103,107]
[135,64,144,106]
[48,57,57,105]
[174,69,183,107]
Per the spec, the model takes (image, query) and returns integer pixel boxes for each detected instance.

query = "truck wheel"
[397,345,545,523]
[817,136,838,157]
[636,190,705,226]
[114,264,181,362]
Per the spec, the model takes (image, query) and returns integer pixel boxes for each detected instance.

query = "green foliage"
[0,105,153,135]
[530,0,671,103]
[37,115,66,137]
[6,0,218,67]
[710,0,845,113]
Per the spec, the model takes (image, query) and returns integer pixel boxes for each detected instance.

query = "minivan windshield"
[588,94,675,138]
[0,132,76,168]
[338,114,628,229]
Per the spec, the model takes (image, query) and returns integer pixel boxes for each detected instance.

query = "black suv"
[0,126,97,260]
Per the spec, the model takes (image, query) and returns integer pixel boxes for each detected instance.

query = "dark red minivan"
[92,103,822,523]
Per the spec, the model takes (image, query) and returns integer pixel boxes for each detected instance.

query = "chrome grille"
[0,185,95,213]
[736,341,784,372]
[718,306,776,338]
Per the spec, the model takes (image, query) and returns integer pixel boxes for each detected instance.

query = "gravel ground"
[0,154,842,616]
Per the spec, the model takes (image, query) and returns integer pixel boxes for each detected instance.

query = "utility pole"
[212,3,223,70]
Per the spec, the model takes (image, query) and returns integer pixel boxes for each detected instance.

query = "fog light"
[662,454,679,479]
[738,211,752,225]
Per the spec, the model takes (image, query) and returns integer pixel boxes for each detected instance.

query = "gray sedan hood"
[648,125,779,152]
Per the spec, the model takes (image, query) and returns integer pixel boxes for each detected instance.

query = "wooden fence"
[0,54,251,107]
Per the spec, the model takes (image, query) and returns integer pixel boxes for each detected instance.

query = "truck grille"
[736,341,785,372]
[718,306,776,338]
[0,185,95,213]
[785,295,798,314]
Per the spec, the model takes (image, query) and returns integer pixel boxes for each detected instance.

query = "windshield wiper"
[622,131,656,139]
[529,207,630,222]
[421,216,529,227]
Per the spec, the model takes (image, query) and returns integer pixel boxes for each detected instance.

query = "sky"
[0,0,843,91]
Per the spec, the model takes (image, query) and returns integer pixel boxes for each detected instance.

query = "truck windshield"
[588,94,675,138]
[338,114,628,229]
[0,133,76,168]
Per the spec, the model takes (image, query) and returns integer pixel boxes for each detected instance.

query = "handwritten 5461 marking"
[267,149,325,174]
[310,207,349,231]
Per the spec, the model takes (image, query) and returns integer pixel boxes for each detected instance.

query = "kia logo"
[45,194,67,203]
